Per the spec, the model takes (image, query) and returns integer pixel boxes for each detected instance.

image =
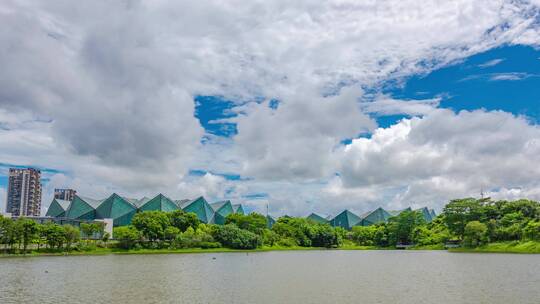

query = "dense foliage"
[1,198,539,254]
[0,216,86,254]
[349,198,540,248]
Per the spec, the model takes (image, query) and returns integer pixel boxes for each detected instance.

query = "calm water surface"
[0,250,539,304]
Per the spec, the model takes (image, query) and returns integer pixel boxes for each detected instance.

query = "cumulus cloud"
[233,86,375,181]
[337,109,540,210]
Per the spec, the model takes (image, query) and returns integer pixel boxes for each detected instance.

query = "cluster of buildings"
[4,168,76,217]
[4,167,436,230]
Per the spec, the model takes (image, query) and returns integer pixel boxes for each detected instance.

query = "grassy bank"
[0,246,331,258]
[3,241,539,258]
[449,241,540,254]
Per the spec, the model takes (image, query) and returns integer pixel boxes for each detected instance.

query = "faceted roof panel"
[330,210,361,230]
[232,204,245,215]
[175,199,191,209]
[46,199,70,217]
[416,207,434,222]
[182,196,215,223]
[78,195,105,209]
[139,194,178,212]
[95,193,137,226]
[55,199,71,210]
[306,213,328,224]
[211,200,234,225]
[132,197,151,208]
[65,195,102,220]
[360,207,392,226]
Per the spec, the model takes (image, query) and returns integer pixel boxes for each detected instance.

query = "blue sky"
[377,45,540,127]
[1,1,540,216]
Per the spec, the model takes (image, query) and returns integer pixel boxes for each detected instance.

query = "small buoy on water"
[212,257,216,260]
[44,270,48,273]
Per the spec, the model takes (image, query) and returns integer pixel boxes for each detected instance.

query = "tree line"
[351,198,540,248]
[114,210,343,250]
[0,216,108,254]
[1,198,539,254]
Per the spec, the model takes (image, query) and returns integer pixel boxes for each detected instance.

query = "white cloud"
[361,96,441,116]
[232,86,375,181]
[489,72,533,81]
[337,109,540,211]
[478,58,505,68]
[0,1,539,215]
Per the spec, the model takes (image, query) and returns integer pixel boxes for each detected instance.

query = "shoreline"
[2,241,539,258]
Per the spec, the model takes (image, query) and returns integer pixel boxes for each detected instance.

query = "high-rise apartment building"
[54,188,77,201]
[6,168,42,216]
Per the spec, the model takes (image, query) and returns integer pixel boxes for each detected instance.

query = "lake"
[0,250,539,303]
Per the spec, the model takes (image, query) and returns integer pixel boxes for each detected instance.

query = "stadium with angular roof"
[46,193,247,227]
[47,192,436,229]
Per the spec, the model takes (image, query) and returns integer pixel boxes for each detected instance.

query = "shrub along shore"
[1,197,539,257]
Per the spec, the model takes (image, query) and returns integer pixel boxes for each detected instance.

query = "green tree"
[168,210,200,232]
[387,210,425,245]
[80,223,94,245]
[351,225,377,246]
[272,217,312,246]
[442,198,486,239]
[309,224,342,248]
[373,225,390,247]
[16,218,38,254]
[262,229,279,246]
[36,224,47,251]
[174,226,216,249]
[463,221,488,248]
[42,223,66,250]
[132,211,170,243]
[63,225,80,251]
[0,215,16,253]
[113,226,141,249]
[211,224,260,249]
[225,213,267,235]
[164,226,181,242]
[412,218,450,246]
[523,221,540,241]
[92,222,105,239]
